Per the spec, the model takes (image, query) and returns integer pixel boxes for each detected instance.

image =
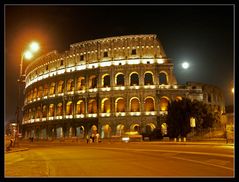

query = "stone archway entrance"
[101,124,112,138]
[130,124,140,133]
[116,124,125,136]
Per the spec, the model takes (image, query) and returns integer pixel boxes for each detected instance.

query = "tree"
[166,98,219,138]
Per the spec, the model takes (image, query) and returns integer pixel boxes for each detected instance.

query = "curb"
[5,148,29,153]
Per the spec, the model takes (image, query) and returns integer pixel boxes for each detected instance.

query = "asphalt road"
[5,142,234,177]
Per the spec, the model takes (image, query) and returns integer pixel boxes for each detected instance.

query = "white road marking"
[170,156,233,171]
[86,147,234,158]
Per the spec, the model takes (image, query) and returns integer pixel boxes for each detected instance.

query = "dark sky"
[5,5,234,123]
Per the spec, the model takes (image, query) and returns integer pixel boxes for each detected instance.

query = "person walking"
[92,134,95,143]
[86,134,89,144]
[96,133,99,143]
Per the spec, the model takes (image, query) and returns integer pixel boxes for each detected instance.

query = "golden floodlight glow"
[24,50,33,60]
[29,41,40,52]
[232,88,234,93]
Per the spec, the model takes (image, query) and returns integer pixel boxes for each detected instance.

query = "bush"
[150,128,163,140]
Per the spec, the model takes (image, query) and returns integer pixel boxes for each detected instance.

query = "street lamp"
[231,88,234,94]
[15,41,40,147]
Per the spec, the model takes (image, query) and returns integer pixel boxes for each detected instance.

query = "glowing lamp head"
[232,88,234,93]
[29,41,40,52]
[182,62,189,69]
[24,50,33,60]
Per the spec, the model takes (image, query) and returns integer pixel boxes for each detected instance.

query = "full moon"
[182,62,190,69]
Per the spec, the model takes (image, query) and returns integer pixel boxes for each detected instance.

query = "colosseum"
[22,34,225,140]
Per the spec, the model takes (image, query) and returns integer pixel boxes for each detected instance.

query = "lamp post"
[15,41,40,147]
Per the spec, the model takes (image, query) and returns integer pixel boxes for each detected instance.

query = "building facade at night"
[22,34,225,139]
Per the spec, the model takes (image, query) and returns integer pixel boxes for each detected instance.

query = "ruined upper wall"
[25,34,168,75]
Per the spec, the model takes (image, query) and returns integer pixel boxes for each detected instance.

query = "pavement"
[5,141,234,177]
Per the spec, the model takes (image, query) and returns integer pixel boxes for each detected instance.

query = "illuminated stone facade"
[22,34,225,139]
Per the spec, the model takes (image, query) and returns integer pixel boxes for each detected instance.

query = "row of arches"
[24,125,97,139]
[25,71,168,103]
[23,122,168,139]
[101,123,168,138]
[23,96,178,121]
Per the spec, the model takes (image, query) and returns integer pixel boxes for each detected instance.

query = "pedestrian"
[92,134,95,143]
[10,139,13,147]
[225,130,228,144]
[96,133,99,143]
[86,134,89,144]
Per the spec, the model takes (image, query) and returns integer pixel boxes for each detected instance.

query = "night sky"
[5,5,234,123]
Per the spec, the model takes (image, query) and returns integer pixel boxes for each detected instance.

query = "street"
[5,141,234,177]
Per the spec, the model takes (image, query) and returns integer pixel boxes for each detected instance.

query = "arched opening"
[144,97,155,111]
[161,123,168,136]
[130,97,140,112]
[40,128,47,139]
[130,72,139,86]
[76,126,84,138]
[30,90,33,100]
[115,98,125,112]
[66,101,73,115]
[88,99,97,113]
[49,82,56,95]
[30,129,35,138]
[159,72,168,85]
[33,88,37,99]
[56,127,63,138]
[67,79,74,92]
[43,84,48,96]
[159,97,170,111]
[130,124,140,133]
[116,124,125,136]
[28,109,32,119]
[48,104,54,117]
[37,86,43,97]
[76,100,85,114]
[101,124,111,138]
[32,108,36,119]
[102,74,110,87]
[36,106,42,118]
[175,96,182,101]
[115,73,124,86]
[89,75,97,89]
[57,80,64,93]
[23,111,28,121]
[57,103,63,116]
[68,127,73,137]
[145,123,156,134]
[77,77,85,90]
[144,72,154,85]
[101,98,111,113]
[27,92,31,102]
[42,105,47,117]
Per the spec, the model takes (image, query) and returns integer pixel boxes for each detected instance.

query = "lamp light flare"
[232,88,234,93]
[29,41,40,52]
[24,50,33,60]
[182,62,189,69]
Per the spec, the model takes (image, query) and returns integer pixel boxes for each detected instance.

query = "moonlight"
[182,62,190,69]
